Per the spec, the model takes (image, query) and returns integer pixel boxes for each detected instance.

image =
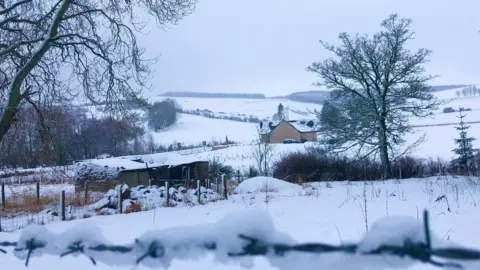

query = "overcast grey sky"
[137,0,480,97]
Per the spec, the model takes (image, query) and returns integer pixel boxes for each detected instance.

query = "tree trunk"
[0,0,72,144]
[0,89,22,144]
[378,120,392,179]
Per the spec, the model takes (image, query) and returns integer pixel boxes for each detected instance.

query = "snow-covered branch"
[1,209,479,269]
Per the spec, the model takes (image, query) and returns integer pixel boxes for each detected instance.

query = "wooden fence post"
[36,182,40,205]
[1,183,5,208]
[215,178,219,194]
[207,179,210,190]
[118,185,123,214]
[222,174,228,200]
[165,181,169,207]
[197,180,201,203]
[84,181,88,206]
[61,190,66,221]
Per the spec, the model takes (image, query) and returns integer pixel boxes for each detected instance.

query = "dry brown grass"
[124,202,142,213]
[64,192,103,207]
[96,209,113,216]
[2,189,105,214]
[2,193,59,214]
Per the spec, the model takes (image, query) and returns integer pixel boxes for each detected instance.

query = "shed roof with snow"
[77,157,153,172]
[76,152,208,174]
[123,152,208,168]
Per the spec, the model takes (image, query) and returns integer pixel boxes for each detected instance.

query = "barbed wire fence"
[1,210,480,269]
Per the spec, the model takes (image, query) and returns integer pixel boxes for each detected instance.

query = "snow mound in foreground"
[235,177,301,194]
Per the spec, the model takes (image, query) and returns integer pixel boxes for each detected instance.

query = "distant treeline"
[161,91,266,99]
[74,98,151,110]
[78,85,469,109]
[430,85,469,92]
[181,108,262,123]
[275,91,330,104]
[275,85,469,105]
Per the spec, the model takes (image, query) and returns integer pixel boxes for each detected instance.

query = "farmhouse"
[259,119,319,143]
[74,152,209,192]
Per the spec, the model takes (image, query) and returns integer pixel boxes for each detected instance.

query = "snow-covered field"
[149,114,258,145]
[3,176,480,269]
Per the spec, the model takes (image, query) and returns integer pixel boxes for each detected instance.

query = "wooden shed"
[118,165,170,187]
[74,153,210,192]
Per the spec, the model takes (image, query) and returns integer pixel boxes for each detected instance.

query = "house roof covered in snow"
[259,119,319,135]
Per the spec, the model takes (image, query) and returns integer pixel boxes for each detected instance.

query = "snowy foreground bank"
[2,176,480,270]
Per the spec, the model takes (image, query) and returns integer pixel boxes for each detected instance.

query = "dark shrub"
[272,147,383,182]
[247,165,259,178]
[443,107,455,113]
[273,147,440,182]
[391,156,426,179]
[209,156,234,180]
[424,157,449,176]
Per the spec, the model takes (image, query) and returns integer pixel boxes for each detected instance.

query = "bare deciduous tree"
[0,105,147,167]
[253,130,275,176]
[0,0,197,144]
[307,14,440,179]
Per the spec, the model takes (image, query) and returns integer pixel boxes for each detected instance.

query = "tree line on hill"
[0,105,143,168]
[180,108,262,123]
[161,91,266,99]
[455,86,480,98]
[160,85,464,106]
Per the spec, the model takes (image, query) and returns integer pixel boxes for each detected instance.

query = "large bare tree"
[0,0,197,144]
[307,14,440,179]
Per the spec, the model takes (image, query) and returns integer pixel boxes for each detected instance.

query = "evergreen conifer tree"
[452,111,478,175]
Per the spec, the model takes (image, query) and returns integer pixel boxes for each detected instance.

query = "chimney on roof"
[268,122,274,130]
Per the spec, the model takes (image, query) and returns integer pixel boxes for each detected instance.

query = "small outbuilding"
[74,152,210,192]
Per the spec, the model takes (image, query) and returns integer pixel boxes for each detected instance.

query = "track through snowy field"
[2,176,480,270]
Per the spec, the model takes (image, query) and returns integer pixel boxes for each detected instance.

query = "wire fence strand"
[1,210,480,269]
